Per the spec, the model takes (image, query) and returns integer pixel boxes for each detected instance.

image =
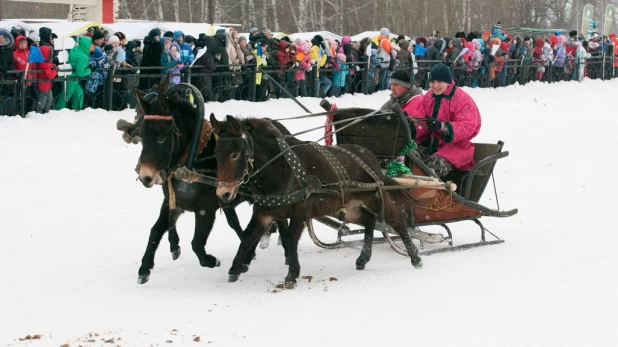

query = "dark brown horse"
[210,115,423,287]
[130,80,288,284]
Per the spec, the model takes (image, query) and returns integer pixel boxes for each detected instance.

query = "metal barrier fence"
[1,54,617,117]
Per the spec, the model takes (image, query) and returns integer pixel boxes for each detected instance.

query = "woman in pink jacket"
[413,63,481,177]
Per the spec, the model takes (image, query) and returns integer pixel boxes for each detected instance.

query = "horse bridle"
[215,131,255,187]
[142,115,182,176]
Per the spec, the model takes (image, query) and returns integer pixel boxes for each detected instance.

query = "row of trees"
[2,0,617,36]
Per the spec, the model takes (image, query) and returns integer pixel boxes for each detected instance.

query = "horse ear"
[132,86,150,115]
[158,72,171,92]
[226,115,242,136]
[210,113,222,135]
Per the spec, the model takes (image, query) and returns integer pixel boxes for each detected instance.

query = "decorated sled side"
[308,103,518,256]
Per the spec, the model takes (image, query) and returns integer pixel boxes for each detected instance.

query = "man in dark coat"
[139,28,162,90]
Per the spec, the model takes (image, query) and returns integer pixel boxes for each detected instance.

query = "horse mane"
[218,116,284,139]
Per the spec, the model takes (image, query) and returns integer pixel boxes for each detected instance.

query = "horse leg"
[222,206,244,239]
[386,213,423,269]
[228,213,271,282]
[283,214,306,288]
[243,218,290,266]
[276,219,291,265]
[192,204,221,268]
[355,210,376,270]
[167,209,183,260]
[138,202,177,284]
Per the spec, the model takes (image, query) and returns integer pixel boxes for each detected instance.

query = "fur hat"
[390,70,412,89]
[263,28,272,36]
[380,27,390,37]
[429,63,452,84]
[569,30,578,38]
[148,28,161,40]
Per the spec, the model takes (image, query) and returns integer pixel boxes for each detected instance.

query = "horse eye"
[231,152,240,160]
[157,135,166,144]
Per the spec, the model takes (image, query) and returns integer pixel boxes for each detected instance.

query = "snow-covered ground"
[1,79,617,346]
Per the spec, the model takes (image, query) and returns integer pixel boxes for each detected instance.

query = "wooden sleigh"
[307,103,518,256]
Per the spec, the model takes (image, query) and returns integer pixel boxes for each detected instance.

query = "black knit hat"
[429,63,452,84]
[390,70,412,88]
[92,31,105,41]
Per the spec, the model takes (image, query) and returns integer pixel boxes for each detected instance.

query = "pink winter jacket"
[415,82,481,170]
[402,94,424,118]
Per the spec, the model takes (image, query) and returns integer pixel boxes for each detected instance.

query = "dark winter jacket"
[426,40,444,66]
[0,29,15,75]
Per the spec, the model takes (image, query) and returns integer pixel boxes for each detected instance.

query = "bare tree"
[271,0,280,31]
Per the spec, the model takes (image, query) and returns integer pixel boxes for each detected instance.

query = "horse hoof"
[228,274,240,282]
[285,257,291,265]
[413,258,423,269]
[215,259,221,267]
[171,247,181,260]
[242,264,250,273]
[137,274,150,284]
[356,263,366,270]
[284,280,296,289]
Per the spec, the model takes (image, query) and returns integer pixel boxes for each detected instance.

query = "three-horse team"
[121,73,509,288]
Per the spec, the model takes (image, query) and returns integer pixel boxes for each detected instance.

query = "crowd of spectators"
[0,22,617,116]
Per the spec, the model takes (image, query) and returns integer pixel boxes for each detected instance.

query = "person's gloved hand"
[354,65,360,71]
[425,118,443,131]
[90,65,97,73]
[390,103,408,118]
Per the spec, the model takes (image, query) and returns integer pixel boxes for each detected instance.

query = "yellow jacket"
[253,49,269,85]
[310,45,327,77]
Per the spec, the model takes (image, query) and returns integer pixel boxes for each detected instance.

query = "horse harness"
[143,114,214,209]
[247,136,385,221]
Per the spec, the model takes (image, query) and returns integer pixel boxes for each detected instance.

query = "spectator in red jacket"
[35,45,58,113]
[13,36,37,112]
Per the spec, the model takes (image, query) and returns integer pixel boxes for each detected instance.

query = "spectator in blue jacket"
[173,30,195,67]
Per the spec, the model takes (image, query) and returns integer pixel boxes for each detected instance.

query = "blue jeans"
[319,74,332,95]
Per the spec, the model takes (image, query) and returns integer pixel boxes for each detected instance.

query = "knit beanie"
[91,46,104,60]
[108,35,120,44]
[380,27,390,37]
[92,31,105,41]
[429,63,452,84]
[494,22,502,30]
[390,70,412,89]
